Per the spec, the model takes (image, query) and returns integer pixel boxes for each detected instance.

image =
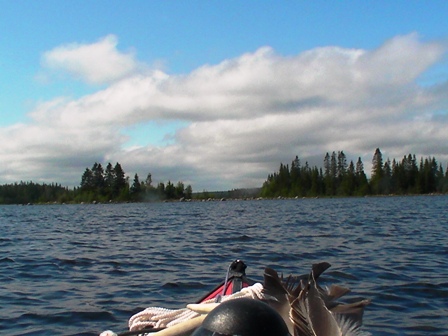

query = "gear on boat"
[191,298,290,336]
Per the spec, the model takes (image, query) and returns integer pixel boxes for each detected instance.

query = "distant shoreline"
[4,192,445,206]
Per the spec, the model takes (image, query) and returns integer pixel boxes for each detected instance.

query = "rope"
[126,282,265,332]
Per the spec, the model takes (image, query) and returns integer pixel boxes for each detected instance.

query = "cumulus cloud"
[41,35,140,84]
[1,33,447,190]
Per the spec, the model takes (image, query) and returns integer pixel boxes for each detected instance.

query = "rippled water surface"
[1,196,447,335]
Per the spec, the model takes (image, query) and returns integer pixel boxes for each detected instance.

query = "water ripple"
[1,196,447,335]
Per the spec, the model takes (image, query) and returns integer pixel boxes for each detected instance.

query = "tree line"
[78,162,193,202]
[261,148,448,198]
[1,150,446,204]
[0,162,192,204]
[0,181,72,205]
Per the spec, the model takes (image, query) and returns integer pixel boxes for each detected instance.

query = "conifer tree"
[337,151,347,180]
[323,152,332,195]
[371,148,384,194]
[165,181,176,199]
[104,163,115,197]
[340,160,356,196]
[112,163,127,198]
[185,185,193,199]
[92,162,105,194]
[130,173,142,200]
[175,181,185,199]
[80,168,94,192]
[382,159,392,194]
[355,157,369,195]
[290,156,301,195]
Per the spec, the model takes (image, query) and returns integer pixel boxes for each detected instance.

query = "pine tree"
[340,160,356,196]
[157,182,165,199]
[323,152,334,195]
[436,164,444,192]
[185,185,193,199]
[112,163,127,198]
[165,181,176,199]
[290,156,301,196]
[324,153,331,178]
[130,173,142,200]
[382,159,392,194]
[80,168,94,192]
[278,163,290,196]
[175,181,185,199]
[328,152,337,195]
[355,157,369,195]
[92,162,105,194]
[337,151,347,180]
[104,163,115,198]
[371,148,384,194]
[145,173,153,189]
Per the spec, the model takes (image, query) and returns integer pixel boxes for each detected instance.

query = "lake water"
[1,196,447,336]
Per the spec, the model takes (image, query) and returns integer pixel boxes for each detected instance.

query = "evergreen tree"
[165,181,176,199]
[130,173,142,200]
[436,164,445,192]
[157,182,165,199]
[92,162,105,194]
[80,168,94,192]
[355,157,369,195]
[337,151,347,180]
[309,167,320,196]
[340,160,356,196]
[404,154,419,193]
[301,162,312,194]
[145,173,153,189]
[185,185,193,199]
[290,156,301,196]
[175,181,185,199]
[112,163,127,199]
[324,153,331,178]
[278,163,290,195]
[323,152,332,196]
[327,152,337,195]
[371,148,384,194]
[419,157,438,193]
[330,151,337,183]
[382,159,392,194]
[104,163,115,198]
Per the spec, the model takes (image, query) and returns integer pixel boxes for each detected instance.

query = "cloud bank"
[1,33,447,191]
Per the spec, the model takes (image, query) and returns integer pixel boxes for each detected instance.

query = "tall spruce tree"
[80,168,94,192]
[355,157,369,195]
[92,162,105,194]
[371,148,384,194]
[104,163,115,198]
[130,173,142,200]
[112,163,127,198]
[337,151,347,180]
[340,160,356,196]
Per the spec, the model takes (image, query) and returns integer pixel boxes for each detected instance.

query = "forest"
[1,148,447,204]
[261,148,448,197]
[0,162,192,204]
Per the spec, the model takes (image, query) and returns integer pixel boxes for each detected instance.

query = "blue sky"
[1,1,447,190]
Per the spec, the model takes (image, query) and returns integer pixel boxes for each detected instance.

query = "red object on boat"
[196,260,255,303]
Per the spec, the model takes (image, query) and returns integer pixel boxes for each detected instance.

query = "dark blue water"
[1,196,447,336]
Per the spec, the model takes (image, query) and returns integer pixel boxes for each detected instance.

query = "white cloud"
[1,33,447,190]
[41,35,140,84]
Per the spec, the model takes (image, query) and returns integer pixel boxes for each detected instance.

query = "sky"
[1,1,447,191]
